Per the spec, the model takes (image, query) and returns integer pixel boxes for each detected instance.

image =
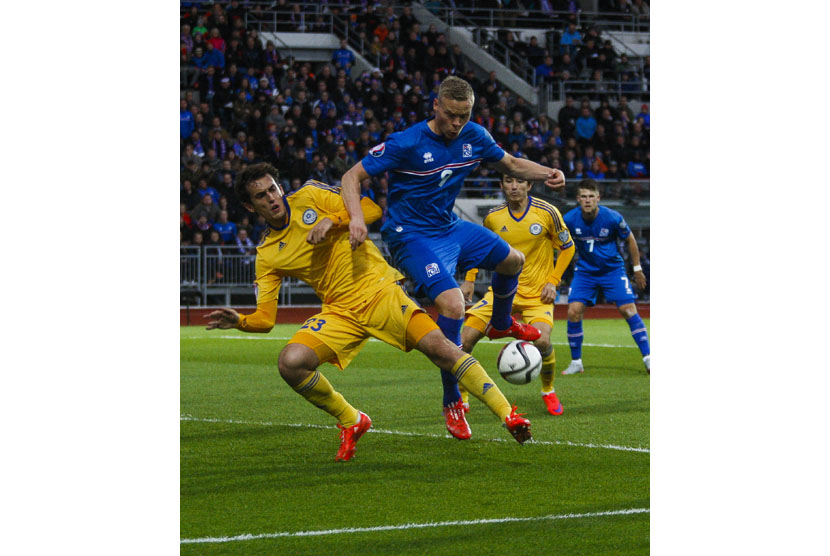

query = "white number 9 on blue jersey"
[438,169,453,188]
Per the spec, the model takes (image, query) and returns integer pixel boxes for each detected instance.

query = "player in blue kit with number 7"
[561,179,651,375]
[341,76,567,439]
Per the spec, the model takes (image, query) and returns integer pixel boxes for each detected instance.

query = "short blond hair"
[438,76,474,103]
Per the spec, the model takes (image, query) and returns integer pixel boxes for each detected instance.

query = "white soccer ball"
[497,340,542,385]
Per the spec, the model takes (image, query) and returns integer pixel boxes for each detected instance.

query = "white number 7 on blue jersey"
[438,169,453,188]
[621,276,632,294]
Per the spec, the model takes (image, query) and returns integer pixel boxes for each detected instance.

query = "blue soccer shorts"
[386,220,510,301]
[567,267,637,307]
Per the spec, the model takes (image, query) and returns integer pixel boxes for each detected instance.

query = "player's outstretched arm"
[206,307,240,330]
[493,153,565,190]
[206,300,278,333]
[460,280,475,303]
[625,234,647,290]
[340,161,371,250]
[541,243,574,303]
[461,268,478,302]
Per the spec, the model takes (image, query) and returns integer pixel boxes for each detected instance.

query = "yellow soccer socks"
[292,370,359,428]
[452,354,511,420]
[539,345,556,393]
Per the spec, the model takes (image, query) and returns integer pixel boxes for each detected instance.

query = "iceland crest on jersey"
[425,263,440,277]
[303,208,318,224]
[423,151,434,163]
[462,143,472,158]
[599,228,609,237]
[369,143,386,157]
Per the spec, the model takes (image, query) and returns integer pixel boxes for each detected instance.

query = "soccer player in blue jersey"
[561,179,651,375]
[340,76,567,439]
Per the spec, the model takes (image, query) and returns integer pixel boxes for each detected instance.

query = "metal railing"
[470,28,536,85]
[181,246,257,305]
[427,3,649,32]
[244,8,334,34]
[540,78,649,102]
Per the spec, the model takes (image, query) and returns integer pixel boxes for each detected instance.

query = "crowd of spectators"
[180,0,649,260]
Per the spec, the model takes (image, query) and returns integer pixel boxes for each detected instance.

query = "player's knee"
[567,307,583,321]
[619,304,637,319]
[418,330,459,370]
[534,337,552,357]
[435,293,466,319]
[278,345,314,384]
[496,249,524,275]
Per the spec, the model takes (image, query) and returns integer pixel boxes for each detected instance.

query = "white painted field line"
[183,335,637,349]
[181,507,649,544]
[180,416,649,453]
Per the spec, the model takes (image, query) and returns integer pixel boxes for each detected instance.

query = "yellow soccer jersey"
[471,196,574,297]
[254,181,403,312]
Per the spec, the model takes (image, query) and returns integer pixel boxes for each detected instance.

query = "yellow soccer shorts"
[465,288,554,334]
[288,283,437,370]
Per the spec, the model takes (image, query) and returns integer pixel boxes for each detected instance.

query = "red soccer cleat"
[335,411,372,462]
[443,401,472,440]
[486,317,541,342]
[542,391,564,416]
[504,405,532,444]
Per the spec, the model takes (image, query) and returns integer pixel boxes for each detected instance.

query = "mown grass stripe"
[181,507,649,544]
[180,416,650,453]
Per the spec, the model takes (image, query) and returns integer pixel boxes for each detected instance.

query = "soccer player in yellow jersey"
[459,174,575,416]
[206,163,532,462]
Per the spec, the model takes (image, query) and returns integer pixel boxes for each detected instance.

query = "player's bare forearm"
[625,234,641,267]
[340,162,370,249]
[460,280,475,303]
[625,234,647,290]
[340,162,368,222]
[493,154,566,190]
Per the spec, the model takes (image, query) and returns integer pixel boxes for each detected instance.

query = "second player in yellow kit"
[460,174,575,415]
[206,164,533,462]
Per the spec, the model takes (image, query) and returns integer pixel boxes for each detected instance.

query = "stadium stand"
[180,0,649,306]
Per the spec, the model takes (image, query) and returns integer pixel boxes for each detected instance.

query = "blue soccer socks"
[490,271,520,331]
[437,314,463,347]
[567,320,584,360]
[437,314,464,406]
[626,314,650,357]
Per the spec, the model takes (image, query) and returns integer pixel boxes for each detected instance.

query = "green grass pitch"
[181,319,650,555]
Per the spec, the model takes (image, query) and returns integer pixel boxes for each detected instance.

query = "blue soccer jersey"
[563,205,631,273]
[360,119,505,238]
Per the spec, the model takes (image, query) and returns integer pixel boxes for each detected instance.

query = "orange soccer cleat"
[486,317,541,342]
[541,391,564,416]
[334,411,373,462]
[504,405,532,444]
[443,400,472,440]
